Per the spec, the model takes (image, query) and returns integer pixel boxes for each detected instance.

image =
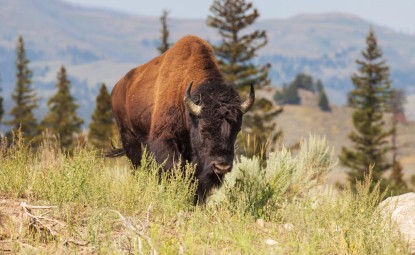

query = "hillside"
[0,0,414,126]
[277,105,415,184]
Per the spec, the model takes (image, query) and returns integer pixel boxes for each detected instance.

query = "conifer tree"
[157,10,171,54]
[6,35,39,142]
[207,0,269,89]
[339,29,393,191]
[283,81,301,105]
[388,89,410,194]
[317,80,331,112]
[207,0,281,157]
[88,83,115,150]
[291,73,315,92]
[41,66,83,149]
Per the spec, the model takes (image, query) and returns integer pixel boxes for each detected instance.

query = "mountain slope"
[277,105,415,184]
[0,0,414,126]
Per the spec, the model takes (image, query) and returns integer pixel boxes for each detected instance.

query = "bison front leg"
[118,127,143,167]
[148,138,183,171]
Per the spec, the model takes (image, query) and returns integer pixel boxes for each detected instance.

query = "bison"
[108,35,254,203]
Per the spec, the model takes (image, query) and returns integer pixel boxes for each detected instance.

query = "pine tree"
[88,83,115,150]
[389,89,406,166]
[207,0,281,157]
[339,29,393,191]
[291,73,315,92]
[207,0,269,89]
[157,10,171,54]
[41,66,83,149]
[6,35,39,142]
[389,161,410,194]
[389,89,406,124]
[283,81,301,105]
[388,89,410,194]
[317,80,331,112]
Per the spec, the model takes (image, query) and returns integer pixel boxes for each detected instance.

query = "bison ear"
[240,83,255,114]
[184,82,202,116]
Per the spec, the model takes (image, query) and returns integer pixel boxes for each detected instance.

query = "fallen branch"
[20,203,58,210]
[21,202,65,228]
[63,238,89,247]
[20,202,65,240]
[19,202,85,247]
[112,204,157,255]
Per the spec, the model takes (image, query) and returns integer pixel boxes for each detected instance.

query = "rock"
[283,223,294,231]
[256,218,265,228]
[265,239,278,246]
[379,192,415,250]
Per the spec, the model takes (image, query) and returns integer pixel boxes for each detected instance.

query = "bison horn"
[184,82,202,116]
[240,84,255,114]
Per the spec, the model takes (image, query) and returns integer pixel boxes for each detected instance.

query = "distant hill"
[0,0,414,127]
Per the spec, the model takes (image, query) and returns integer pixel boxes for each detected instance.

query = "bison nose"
[212,162,232,174]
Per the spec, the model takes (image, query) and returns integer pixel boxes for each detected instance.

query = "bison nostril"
[213,162,232,173]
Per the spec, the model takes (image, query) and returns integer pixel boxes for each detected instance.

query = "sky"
[64,0,415,34]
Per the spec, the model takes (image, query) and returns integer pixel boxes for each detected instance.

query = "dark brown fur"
[109,35,246,203]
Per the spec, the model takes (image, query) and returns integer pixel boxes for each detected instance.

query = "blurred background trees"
[274,73,331,112]
[41,66,83,149]
[88,83,116,150]
[207,0,282,157]
[339,29,393,192]
[6,35,39,143]
[157,9,171,54]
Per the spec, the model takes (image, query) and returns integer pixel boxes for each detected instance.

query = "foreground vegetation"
[0,136,410,254]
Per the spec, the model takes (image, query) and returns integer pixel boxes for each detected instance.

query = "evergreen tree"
[273,83,287,104]
[283,81,301,105]
[275,74,323,106]
[317,80,331,112]
[291,73,315,92]
[88,83,115,150]
[207,0,269,89]
[388,89,410,194]
[41,66,83,149]
[389,89,406,123]
[389,89,406,166]
[157,10,171,54]
[389,161,410,194]
[6,35,39,142]
[207,0,281,157]
[339,29,393,191]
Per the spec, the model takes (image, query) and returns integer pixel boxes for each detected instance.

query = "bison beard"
[107,35,254,204]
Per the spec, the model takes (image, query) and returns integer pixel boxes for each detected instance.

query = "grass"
[0,135,411,254]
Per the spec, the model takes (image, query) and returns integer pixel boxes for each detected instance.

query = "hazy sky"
[64,0,415,34]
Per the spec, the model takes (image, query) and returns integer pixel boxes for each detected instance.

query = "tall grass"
[0,135,410,254]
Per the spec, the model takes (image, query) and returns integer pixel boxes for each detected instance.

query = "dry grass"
[0,135,411,254]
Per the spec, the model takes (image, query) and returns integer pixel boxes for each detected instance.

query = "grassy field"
[0,136,411,254]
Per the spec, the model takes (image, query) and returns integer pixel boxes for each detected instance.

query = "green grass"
[0,135,411,254]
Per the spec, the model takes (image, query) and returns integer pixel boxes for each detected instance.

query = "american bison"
[108,35,254,203]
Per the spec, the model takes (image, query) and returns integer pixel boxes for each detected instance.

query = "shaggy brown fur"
[109,35,252,203]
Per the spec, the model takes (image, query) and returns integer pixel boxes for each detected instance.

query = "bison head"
[184,81,254,201]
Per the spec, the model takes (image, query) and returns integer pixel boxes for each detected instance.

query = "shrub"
[212,136,334,219]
